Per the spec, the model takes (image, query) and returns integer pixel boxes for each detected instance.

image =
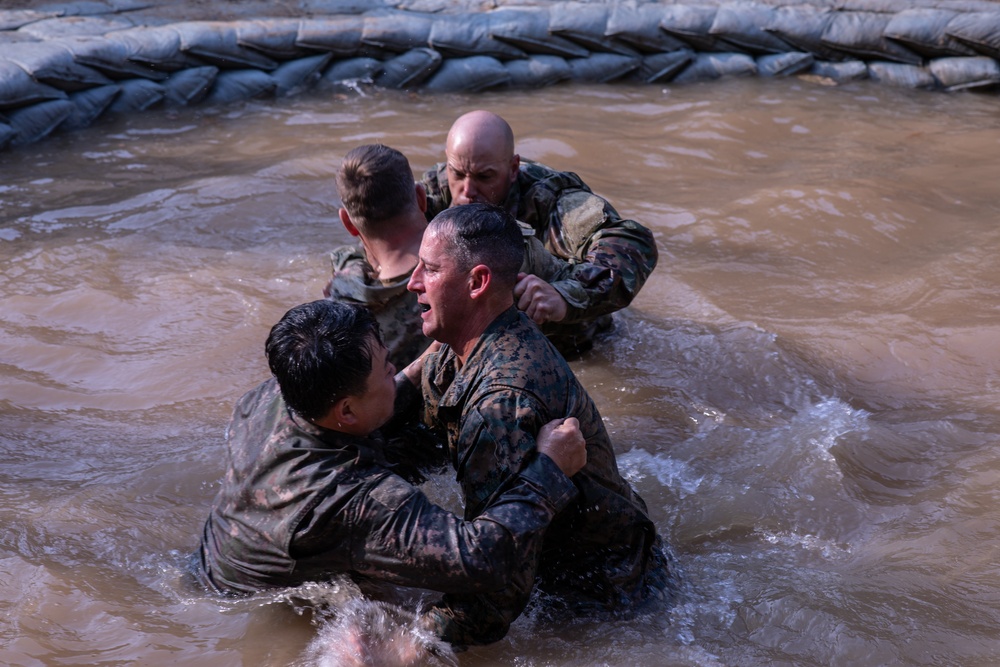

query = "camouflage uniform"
[324,223,569,369]
[195,378,578,645]
[421,158,659,355]
[395,307,676,642]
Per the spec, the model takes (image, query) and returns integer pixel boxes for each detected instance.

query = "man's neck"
[452,301,513,366]
[361,211,425,281]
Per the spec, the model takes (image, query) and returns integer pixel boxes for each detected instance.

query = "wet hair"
[428,203,524,290]
[265,300,381,422]
[336,144,415,233]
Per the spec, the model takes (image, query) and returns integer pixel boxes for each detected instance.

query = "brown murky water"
[2,76,999,666]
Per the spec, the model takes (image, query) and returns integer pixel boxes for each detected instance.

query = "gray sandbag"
[0,10,59,32]
[422,55,512,92]
[107,77,164,113]
[237,19,314,60]
[867,61,937,88]
[1,41,114,91]
[374,48,441,89]
[764,6,846,62]
[202,68,277,105]
[487,8,589,58]
[172,21,279,70]
[163,65,218,105]
[16,15,136,39]
[672,52,757,84]
[429,14,526,60]
[0,121,15,151]
[273,53,334,95]
[297,16,389,59]
[319,56,382,86]
[103,25,204,72]
[60,34,169,80]
[757,52,814,77]
[503,54,572,88]
[607,5,689,54]
[301,0,389,11]
[7,99,74,147]
[630,50,695,83]
[659,4,727,52]
[547,2,639,56]
[0,60,68,110]
[567,53,641,83]
[62,83,119,130]
[821,12,923,66]
[929,56,1000,91]
[884,9,978,59]
[808,59,868,81]
[709,3,792,55]
[945,12,1000,60]
[360,10,433,53]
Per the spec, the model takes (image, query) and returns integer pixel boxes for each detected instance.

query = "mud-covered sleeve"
[323,244,368,300]
[545,190,659,323]
[419,163,451,221]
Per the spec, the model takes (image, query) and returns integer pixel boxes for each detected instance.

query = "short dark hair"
[429,203,524,290]
[336,144,415,233]
[265,300,381,422]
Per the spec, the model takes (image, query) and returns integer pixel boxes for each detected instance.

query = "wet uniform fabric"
[194,378,578,644]
[395,307,675,645]
[421,158,659,355]
[324,222,568,369]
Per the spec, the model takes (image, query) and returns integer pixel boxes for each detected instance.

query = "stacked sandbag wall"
[3,1,1000,152]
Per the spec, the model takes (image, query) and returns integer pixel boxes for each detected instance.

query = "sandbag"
[272,53,334,95]
[567,53,641,83]
[929,56,1000,90]
[607,5,689,54]
[710,3,792,55]
[374,48,441,89]
[0,121,15,151]
[103,25,204,72]
[487,8,589,58]
[108,78,164,113]
[237,19,314,60]
[17,15,136,39]
[202,68,277,105]
[319,56,382,86]
[163,65,218,105]
[764,6,847,62]
[631,50,695,83]
[62,84,119,130]
[60,34,170,80]
[360,10,433,53]
[672,52,758,84]
[867,61,937,88]
[296,16,390,59]
[172,21,279,70]
[6,98,74,146]
[945,12,1000,60]
[422,55,512,92]
[429,14,526,60]
[2,41,114,91]
[821,12,924,66]
[547,2,639,56]
[808,59,868,81]
[503,54,572,88]
[0,9,58,32]
[884,9,978,59]
[0,60,68,110]
[659,4,727,52]
[757,52,814,77]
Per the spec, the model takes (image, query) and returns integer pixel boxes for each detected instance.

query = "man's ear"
[414,182,427,214]
[339,208,361,237]
[468,265,492,300]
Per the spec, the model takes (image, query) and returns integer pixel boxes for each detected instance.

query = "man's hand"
[401,340,442,386]
[514,273,568,324]
[536,417,586,477]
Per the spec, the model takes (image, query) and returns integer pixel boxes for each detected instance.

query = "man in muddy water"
[194,298,589,655]
[325,142,571,368]
[419,109,659,357]
[394,202,678,647]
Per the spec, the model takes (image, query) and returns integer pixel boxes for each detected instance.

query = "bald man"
[421,110,659,357]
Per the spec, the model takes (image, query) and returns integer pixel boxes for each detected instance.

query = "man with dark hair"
[421,109,659,356]
[398,203,677,647]
[194,299,588,652]
[325,143,566,368]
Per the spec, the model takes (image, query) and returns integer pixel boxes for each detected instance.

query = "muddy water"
[1,77,999,666]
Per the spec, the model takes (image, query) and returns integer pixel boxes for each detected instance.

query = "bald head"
[444,110,520,208]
